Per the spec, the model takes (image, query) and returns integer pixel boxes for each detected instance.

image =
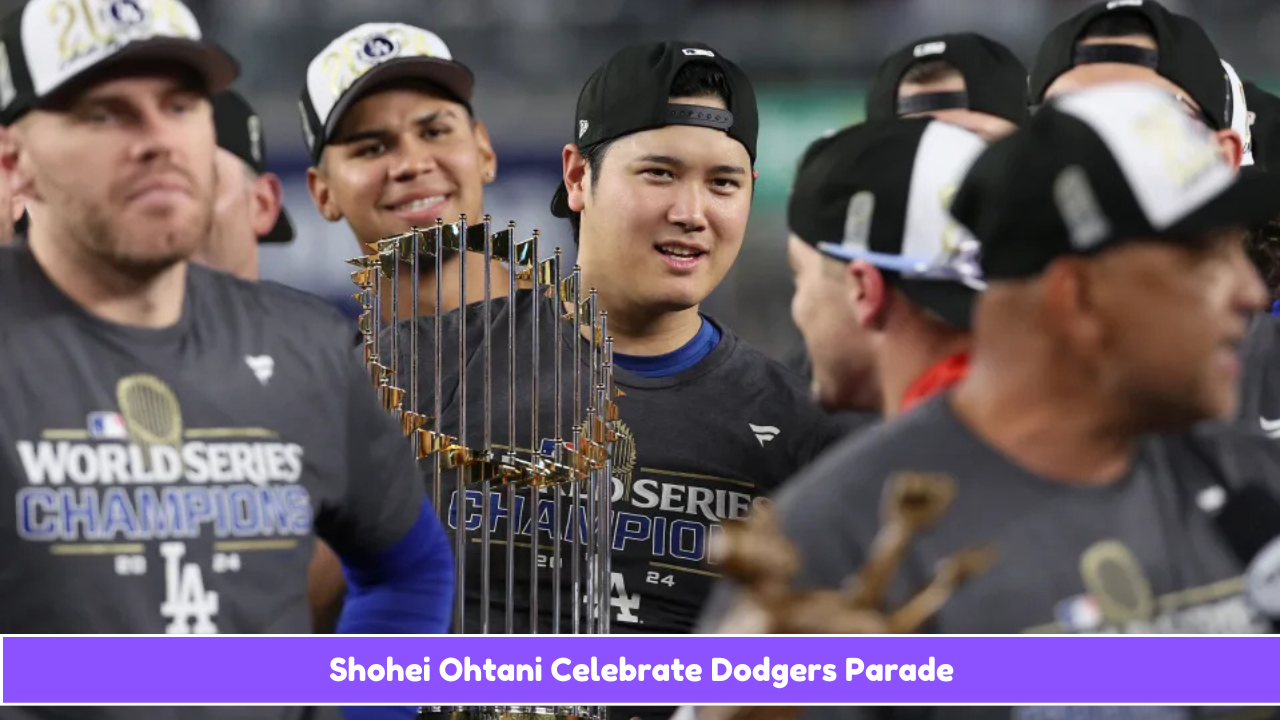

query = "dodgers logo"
[361,34,399,62]
[107,0,145,28]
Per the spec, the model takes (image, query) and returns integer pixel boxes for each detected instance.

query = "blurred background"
[21,0,1280,361]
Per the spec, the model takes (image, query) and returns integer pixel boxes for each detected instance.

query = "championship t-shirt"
[389,289,846,636]
[695,394,1280,720]
[0,248,423,633]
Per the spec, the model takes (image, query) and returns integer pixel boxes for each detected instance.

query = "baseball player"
[0,0,454,700]
[788,117,988,420]
[392,34,843,630]
[300,22,508,325]
[699,84,1280,694]
[785,32,1025,412]
[389,40,846,720]
[189,90,294,281]
[1028,0,1280,449]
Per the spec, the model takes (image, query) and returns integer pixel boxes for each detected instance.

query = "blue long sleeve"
[336,497,454,720]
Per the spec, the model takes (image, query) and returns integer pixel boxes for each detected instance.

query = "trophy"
[689,472,998,720]
[347,216,617,720]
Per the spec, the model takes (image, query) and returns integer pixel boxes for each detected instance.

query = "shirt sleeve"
[313,341,426,557]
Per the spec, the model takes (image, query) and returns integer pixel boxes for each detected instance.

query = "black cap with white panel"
[789,117,988,330]
[951,82,1280,281]
[0,0,238,125]
[298,22,475,164]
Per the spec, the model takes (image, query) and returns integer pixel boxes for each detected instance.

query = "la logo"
[159,542,219,634]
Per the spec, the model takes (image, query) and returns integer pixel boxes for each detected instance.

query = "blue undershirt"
[613,316,721,377]
[338,497,454,720]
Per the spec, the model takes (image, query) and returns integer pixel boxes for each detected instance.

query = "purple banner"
[1,635,1275,705]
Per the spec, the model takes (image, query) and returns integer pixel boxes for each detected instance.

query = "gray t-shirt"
[696,394,1280,720]
[389,289,847,636]
[0,248,421,636]
[1235,313,1280,437]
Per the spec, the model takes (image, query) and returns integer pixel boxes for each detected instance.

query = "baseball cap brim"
[816,242,980,330]
[551,182,572,218]
[43,38,239,107]
[260,207,295,244]
[898,278,977,330]
[321,56,474,149]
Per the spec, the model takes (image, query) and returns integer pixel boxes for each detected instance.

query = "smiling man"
[386,41,845,693]
[302,22,508,323]
[552,42,844,647]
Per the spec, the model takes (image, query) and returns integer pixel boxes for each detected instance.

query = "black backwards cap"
[866,33,1030,127]
[299,23,474,164]
[0,0,237,125]
[550,40,758,219]
[212,91,294,244]
[952,83,1280,281]
[1029,0,1232,130]
[789,118,988,330]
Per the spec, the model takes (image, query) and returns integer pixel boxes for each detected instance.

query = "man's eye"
[643,168,674,180]
[356,143,387,157]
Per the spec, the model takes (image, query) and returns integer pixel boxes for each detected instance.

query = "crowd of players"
[1,0,1280,718]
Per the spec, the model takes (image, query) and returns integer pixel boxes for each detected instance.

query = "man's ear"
[1041,257,1104,353]
[306,163,342,223]
[563,144,588,213]
[473,119,498,184]
[1216,128,1245,171]
[848,260,891,330]
[251,172,285,238]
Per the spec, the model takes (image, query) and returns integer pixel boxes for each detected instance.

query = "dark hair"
[900,59,961,86]
[1079,11,1158,42]
[1247,217,1280,301]
[570,62,733,242]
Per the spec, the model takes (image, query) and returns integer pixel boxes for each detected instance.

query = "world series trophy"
[688,472,999,720]
[347,215,619,720]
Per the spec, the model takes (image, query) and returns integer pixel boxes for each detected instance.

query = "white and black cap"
[0,0,237,124]
[790,117,988,330]
[953,82,1280,281]
[299,22,474,163]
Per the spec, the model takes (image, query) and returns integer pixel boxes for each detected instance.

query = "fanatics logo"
[749,424,780,447]
[245,355,275,386]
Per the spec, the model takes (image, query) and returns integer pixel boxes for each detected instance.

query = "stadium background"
[15,0,1279,360]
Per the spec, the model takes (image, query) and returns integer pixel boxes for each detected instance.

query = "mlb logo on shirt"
[87,411,129,440]
[1053,593,1103,632]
